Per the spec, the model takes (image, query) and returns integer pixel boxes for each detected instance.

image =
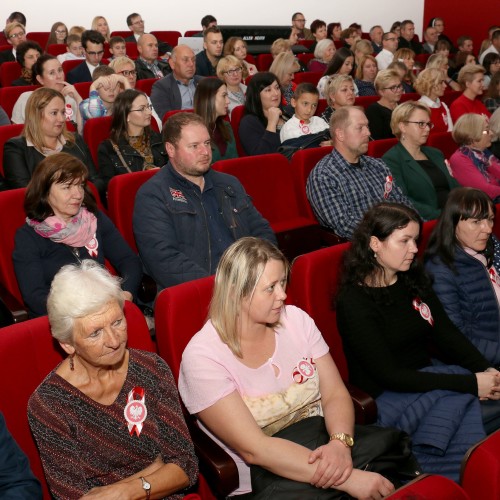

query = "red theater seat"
[0,61,21,87]
[367,138,398,158]
[293,70,323,86]
[107,169,160,253]
[151,31,181,47]
[256,53,273,71]
[135,77,157,96]
[83,115,113,167]
[229,104,246,157]
[288,243,377,424]
[0,84,38,119]
[427,131,457,160]
[387,473,470,499]
[0,301,154,499]
[155,276,238,499]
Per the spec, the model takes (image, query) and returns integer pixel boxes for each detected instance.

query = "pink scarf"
[27,207,98,257]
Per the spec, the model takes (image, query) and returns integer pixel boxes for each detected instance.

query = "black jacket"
[3,134,104,197]
[97,131,166,189]
[134,58,171,81]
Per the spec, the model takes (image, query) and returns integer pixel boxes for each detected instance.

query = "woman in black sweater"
[336,202,500,480]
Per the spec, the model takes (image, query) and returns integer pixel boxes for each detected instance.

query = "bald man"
[134,33,171,80]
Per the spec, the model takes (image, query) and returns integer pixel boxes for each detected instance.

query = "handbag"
[250,416,422,500]
[277,131,331,160]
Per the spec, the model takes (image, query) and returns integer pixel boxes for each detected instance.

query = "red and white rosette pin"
[299,120,310,134]
[124,386,147,436]
[85,234,99,258]
[292,358,316,384]
[489,267,500,287]
[383,175,393,199]
[65,103,73,121]
[412,298,434,326]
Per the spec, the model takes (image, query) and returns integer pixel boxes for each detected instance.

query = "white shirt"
[280,115,329,142]
[376,49,394,70]
[479,44,499,65]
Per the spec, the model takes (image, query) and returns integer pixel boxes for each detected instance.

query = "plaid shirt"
[306,148,413,239]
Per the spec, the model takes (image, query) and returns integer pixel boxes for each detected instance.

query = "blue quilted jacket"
[426,242,500,366]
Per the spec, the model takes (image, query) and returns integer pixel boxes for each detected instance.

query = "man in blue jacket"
[133,112,276,289]
[0,412,42,499]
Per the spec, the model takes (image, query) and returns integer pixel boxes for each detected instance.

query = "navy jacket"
[133,162,276,289]
[0,413,42,499]
[66,62,93,84]
[195,50,218,76]
[426,243,500,366]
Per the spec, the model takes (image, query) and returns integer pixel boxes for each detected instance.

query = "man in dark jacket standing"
[133,112,276,289]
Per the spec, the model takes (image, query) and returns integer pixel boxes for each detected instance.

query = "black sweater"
[336,278,489,398]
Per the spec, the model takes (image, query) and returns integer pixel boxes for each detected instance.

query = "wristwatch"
[330,432,354,448]
[140,476,151,500]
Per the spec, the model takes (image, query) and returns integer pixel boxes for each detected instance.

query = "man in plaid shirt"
[306,106,413,239]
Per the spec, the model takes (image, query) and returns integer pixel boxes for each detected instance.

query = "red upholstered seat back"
[46,44,67,56]
[107,169,160,252]
[367,138,398,158]
[26,32,50,47]
[0,301,154,499]
[288,243,351,379]
[229,104,246,157]
[83,115,113,167]
[0,84,38,118]
[387,474,470,499]
[256,53,273,71]
[354,95,379,110]
[0,188,27,304]
[0,61,21,87]
[135,77,157,96]
[151,31,182,47]
[212,153,314,231]
[461,429,500,500]
[418,219,438,258]
[289,146,333,220]
[155,276,215,381]
[61,59,83,76]
[427,131,457,160]
[73,81,92,100]
[0,123,24,176]
[293,70,323,86]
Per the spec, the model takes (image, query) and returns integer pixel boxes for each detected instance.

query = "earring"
[373,251,378,259]
[69,353,75,371]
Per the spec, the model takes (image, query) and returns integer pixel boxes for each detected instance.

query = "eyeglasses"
[9,31,25,39]
[130,104,153,113]
[132,19,144,25]
[224,67,242,76]
[118,69,137,77]
[55,30,67,34]
[383,84,403,92]
[404,121,435,129]
[385,37,397,42]
[295,18,306,23]
[86,50,104,56]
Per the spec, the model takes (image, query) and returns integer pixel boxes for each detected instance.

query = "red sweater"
[450,94,491,123]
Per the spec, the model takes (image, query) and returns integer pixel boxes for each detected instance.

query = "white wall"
[2,1,426,37]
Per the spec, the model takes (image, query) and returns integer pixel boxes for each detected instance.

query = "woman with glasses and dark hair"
[239,72,285,156]
[382,101,459,220]
[97,89,165,191]
[425,187,500,367]
[366,69,404,140]
[12,40,42,86]
[217,55,247,116]
[194,78,238,163]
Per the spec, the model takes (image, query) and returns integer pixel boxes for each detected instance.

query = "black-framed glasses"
[130,104,153,113]
[383,84,403,92]
[224,67,242,76]
[86,50,104,56]
[118,69,137,77]
[404,121,435,129]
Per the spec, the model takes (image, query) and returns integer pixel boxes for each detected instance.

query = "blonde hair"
[269,52,300,86]
[91,16,111,42]
[271,38,291,58]
[393,48,416,84]
[353,39,372,58]
[22,88,74,150]
[457,64,486,89]
[452,113,488,146]
[490,108,500,142]
[324,74,354,107]
[209,237,288,358]
[216,55,242,80]
[108,56,135,72]
[414,68,445,97]
[355,55,377,80]
[5,22,25,37]
[374,69,401,92]
[390,100,430,138]
[425,53,448,70]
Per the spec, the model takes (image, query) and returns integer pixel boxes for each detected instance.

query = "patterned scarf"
[129,134,155,170]
[459,146,498,184]
[27,207,98,256]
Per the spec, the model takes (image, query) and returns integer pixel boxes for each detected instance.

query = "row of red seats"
[1,240,498,499]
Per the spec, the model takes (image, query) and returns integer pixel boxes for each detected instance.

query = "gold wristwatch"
[330,432,354,447]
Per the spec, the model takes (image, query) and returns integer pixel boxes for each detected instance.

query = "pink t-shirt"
[178,305,330,495]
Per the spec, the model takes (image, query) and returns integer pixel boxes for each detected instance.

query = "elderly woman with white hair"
[308,39,335,73]
[450,113,500,200]
[27,260,198,499]
[415,67,453,133]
